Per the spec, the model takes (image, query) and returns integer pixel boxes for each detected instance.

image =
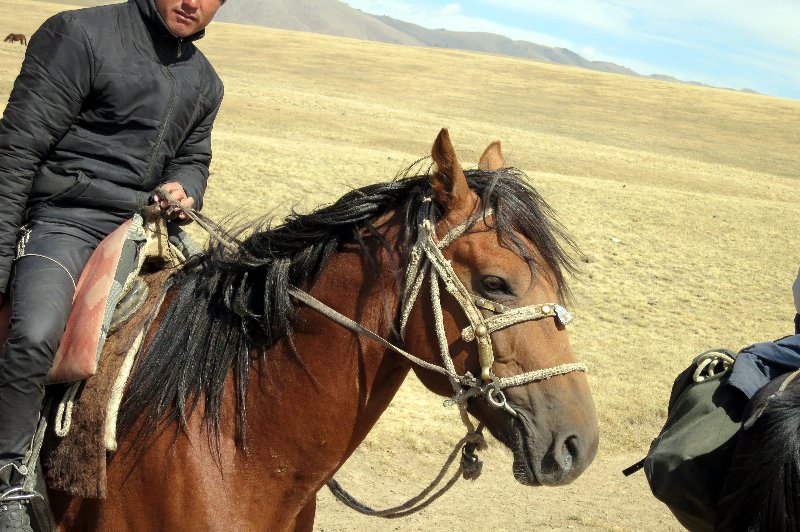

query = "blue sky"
[344,0,800,101]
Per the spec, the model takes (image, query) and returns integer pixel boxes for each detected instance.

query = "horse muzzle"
[510,409,597,487]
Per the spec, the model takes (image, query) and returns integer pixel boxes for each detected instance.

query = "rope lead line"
[326,429,486,518]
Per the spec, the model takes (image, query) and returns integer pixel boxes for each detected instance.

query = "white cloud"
[345,0,574,48]
[476,0,635,35]
[477,0,800,53]
[662,0,800,53]
[344,0,800,98]
[440,3,462,16]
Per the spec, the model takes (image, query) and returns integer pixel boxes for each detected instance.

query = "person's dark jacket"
[0,0,224,292]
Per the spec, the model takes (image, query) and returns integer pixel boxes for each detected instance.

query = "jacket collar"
[131,0,206,45]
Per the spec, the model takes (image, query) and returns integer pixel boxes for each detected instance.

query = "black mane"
[117,168,578,449]
[716,381,800,532]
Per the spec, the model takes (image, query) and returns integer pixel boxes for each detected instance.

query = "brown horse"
[49,129,598,530]
[3,33,26,46]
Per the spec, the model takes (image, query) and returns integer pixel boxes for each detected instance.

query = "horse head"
[402,128,599,486]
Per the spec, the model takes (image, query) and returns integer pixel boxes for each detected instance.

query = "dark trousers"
[0,222,101,471]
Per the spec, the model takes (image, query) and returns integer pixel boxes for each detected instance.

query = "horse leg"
[292,497,316,532]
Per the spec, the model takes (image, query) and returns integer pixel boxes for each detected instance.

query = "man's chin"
[167,19,200,38]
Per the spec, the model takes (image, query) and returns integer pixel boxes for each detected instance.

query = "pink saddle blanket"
[0,219,133,384]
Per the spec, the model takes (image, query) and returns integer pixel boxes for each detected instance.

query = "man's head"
[155,0,224,38]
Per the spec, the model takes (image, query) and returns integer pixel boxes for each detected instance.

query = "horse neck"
[246,212,413,474]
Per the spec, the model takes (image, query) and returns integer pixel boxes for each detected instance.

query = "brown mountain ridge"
[213,0,754,93]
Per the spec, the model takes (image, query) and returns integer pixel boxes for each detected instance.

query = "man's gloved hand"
[152,182,195,224]
[793,268,800,314]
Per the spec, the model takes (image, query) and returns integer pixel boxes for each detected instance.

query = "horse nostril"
[540,434,579,482]
[563,434,579,471]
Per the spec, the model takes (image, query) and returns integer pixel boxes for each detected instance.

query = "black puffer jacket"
[0,0,224,292]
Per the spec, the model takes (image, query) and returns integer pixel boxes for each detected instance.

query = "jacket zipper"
[176,38,183,59]
[143,65,177,185]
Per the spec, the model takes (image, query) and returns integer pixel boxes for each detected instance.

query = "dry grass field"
[3,1,800,530]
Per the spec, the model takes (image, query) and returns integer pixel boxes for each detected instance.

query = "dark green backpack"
[629,349,748,532]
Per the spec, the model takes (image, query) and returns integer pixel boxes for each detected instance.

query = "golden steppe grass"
[2,1,800,529]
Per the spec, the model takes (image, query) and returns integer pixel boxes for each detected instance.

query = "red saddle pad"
[48,219,134,384]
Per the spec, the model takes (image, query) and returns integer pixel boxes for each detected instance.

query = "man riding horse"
[0,0,226,529]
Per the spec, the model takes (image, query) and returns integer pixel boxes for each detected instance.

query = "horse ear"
[430,128,471,214]
[478,141,505,170]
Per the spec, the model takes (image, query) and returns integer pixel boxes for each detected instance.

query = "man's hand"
[793,268,800,314]
[152,182,195,224]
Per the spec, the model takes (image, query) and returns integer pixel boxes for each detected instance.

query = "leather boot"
[0,463,34,532]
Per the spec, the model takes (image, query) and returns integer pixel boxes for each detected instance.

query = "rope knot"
[464,430,487,451]
[460,430,487,480]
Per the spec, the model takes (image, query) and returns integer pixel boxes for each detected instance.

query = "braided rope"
[54,382,81,438]
[399,247,428,339]
[326,430,486,518]
[104,329,145,451]
[495,362,588,388]
[429,273,478,432]
[692,349,736,383]
[435,208,493,249]
[461,304,558,341]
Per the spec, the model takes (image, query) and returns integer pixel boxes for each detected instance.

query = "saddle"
[0,207,194,384]
[50,206,193,383]
[7,207,201,500]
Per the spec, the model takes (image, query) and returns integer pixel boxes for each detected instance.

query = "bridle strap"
[291,204,587,419]
[461,303,572,342]
[402,211,585,385]
[287,286,455,381]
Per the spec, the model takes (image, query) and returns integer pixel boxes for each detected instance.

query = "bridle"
[290,201,587,429]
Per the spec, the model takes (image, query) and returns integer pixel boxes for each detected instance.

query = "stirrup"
[0,486,36,504]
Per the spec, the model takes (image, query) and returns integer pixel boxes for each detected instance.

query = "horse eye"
[481,275,511,295]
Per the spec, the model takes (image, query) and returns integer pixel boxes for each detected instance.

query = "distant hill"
[213,0,642,77]
[43,0,752,93]
[214,0,422,45]
[213,0,755,92]
[370,15,639,76]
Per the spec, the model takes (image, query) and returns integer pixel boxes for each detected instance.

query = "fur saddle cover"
[41,207,201,499]
[44,269,174,499]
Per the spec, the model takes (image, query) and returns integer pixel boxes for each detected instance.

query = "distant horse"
[49,129,598,531]
[716,369,800,532]
[3,33,26,46]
